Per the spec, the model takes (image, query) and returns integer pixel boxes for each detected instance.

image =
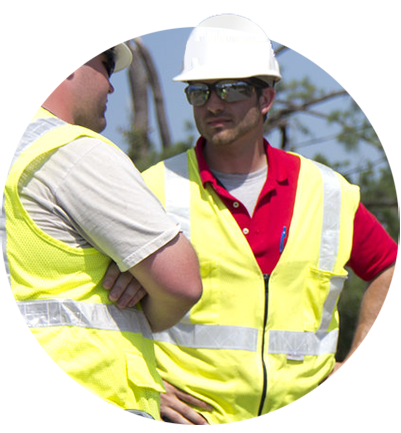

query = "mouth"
[206,117,231,128]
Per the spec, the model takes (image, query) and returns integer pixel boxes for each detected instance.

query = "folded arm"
[104,233,202,332]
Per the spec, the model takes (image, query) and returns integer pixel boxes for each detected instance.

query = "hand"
[320,361,344,385]
[103,262,147,308]
[160,381,213,425]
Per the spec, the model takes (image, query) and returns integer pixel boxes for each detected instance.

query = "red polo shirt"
[195,137,397,281]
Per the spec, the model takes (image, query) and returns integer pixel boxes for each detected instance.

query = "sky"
[103,26,384,176]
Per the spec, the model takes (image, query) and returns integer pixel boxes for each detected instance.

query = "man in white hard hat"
[2,43,202,420]
[106,14,397,424]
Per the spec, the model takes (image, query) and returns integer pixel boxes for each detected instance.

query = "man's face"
[192,80,274,148]
[70,53,115,133]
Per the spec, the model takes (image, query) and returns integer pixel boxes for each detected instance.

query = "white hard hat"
[174,14,281,86]
[112,42,133,72]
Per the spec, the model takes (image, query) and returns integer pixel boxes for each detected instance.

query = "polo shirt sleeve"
[347,203,397,281]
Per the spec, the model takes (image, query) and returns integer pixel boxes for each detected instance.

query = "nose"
[205,89,225,113]
[108,81,115,94]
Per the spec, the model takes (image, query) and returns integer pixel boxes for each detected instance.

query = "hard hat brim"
[173,69,281,85]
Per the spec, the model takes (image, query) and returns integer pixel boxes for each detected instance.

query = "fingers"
[124,284,147,308]
[173,387,213,411]
[160,381,212,425]
[102,262,121,290]
[161,404,208,425]
[103,263,147,308]
[113,278,147,309]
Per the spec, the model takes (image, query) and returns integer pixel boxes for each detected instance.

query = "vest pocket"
[303,267,347,332]
[126,351,165,392]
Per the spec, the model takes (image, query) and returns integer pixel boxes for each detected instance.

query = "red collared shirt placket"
[195,138,301,275]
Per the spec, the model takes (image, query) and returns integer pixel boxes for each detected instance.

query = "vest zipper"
[258,273,270,416]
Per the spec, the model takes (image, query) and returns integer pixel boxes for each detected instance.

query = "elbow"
[143,278,203,333]
[186,277,203,305]
[178,273,203,311]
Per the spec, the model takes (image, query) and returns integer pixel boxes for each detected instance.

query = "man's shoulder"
[266,143,302,165]
[144,149,193,173]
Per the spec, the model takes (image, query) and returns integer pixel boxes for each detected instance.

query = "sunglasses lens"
[104,50,116,77]
[185,84,210,106]
[185,81,257,106]
[217,82,254,102]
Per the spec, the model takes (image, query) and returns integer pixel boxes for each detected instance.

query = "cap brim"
[113,43,133,72]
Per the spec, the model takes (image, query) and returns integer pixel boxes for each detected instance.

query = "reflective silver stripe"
[313,162,345,333]
[0,118,65,291]
[268,329,338,356]
[0,191,11,291]
[0,117,66,179]
[164,153,191,240]
[0,122,28,179]
[318,275,346,333]
[17,299,153,339]
[313,162,342,272]
[0,122,28,290]
[153,323,258,351]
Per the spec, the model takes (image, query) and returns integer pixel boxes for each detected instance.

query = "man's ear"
[260,87,276,116]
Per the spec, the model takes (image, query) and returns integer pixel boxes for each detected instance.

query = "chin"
[208,132,236,147]
[93,119,107,133]
[94,122,107,133]
[76,117,104,133]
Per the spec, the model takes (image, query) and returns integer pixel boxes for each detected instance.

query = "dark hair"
[249,78,271,123]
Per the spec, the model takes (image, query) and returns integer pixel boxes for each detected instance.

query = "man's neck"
[203,137,267,175]
[42,84,76,125]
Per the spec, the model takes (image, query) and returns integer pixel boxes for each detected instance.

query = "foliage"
[121,120,195,172]
[265,77,377,150]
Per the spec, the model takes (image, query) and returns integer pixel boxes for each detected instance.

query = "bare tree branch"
[132,38,172,149]
[127,41,150,158]
[266,90,347,131]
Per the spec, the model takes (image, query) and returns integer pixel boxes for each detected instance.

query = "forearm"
[130,233,202,332]
[140,294,195,333]
[346,264,395,360]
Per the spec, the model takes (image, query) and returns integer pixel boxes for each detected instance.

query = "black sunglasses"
[103,50,116,77]
[184,80,266,107]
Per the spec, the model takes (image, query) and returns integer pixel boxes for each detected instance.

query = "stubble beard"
[198,108,261,148]
[74,104,107,133]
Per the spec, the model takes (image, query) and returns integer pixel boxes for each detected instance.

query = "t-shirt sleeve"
[54,138,180,271]
[347,203,397,281]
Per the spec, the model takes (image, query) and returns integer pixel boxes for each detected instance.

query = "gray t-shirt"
[212,166,267,217]
[19,136,180,272]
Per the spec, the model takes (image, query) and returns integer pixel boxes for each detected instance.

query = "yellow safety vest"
[143,148,360,424]
[3,108,164,419]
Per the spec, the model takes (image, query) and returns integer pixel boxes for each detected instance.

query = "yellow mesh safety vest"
[4,108,164,419]
[143,148,360,424]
